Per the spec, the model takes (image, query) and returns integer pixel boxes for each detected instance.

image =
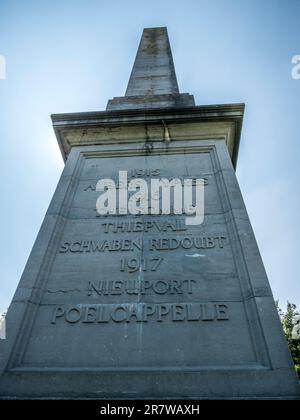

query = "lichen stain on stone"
[142,41,160,55]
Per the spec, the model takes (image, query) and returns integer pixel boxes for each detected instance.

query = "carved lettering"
[102,219,187,233]
[149,236,227,251]
[59,239,142,253]
[51,303,230,324]
[58,236,227,254]
[87,279,196,296]
[84,176,208,191]
[120,257,163,272]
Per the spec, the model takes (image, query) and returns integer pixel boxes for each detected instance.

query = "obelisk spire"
[125,27,179,96]
[106,27,194,110]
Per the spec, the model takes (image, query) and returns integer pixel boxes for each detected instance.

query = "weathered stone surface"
[0,27,299,399]
[52,107,243,167]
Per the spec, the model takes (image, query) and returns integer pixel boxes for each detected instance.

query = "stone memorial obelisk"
[0,27,299,399]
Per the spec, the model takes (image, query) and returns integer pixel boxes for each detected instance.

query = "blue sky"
[0,0,300,315]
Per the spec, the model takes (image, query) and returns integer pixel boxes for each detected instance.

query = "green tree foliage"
[276,301,300,378]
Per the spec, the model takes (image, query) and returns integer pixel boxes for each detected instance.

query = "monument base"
[0,369,300,399]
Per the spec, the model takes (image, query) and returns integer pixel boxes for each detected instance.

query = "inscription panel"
[21,148,261,369]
